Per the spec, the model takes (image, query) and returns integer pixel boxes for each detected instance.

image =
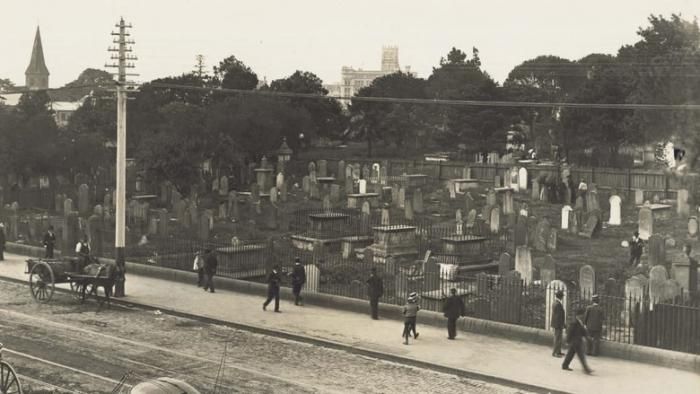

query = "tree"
[270,70,346,139]
[427,47,506,153]
[213,55,258,90]
[349,71,429,156]
[17,90,52,118]
[50,68,115,102]
[136,102,208,195]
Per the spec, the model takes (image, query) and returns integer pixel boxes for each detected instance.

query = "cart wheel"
[29,262,55,303]
[0,361,23,394]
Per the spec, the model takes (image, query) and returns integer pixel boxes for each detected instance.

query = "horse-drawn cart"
[25,257,117,306]
[0,343,22,394]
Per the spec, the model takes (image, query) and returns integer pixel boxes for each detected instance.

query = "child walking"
[402,292,420,345]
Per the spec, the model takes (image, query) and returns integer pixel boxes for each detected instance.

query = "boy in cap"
[551,289,565,357]
[584,295,604,356]
[402,292,420,345]
[290,257,306,306]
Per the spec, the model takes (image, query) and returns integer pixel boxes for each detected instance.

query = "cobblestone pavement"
[0,280,535,394]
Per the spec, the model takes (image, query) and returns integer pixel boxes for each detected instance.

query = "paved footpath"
[1,253,698,394]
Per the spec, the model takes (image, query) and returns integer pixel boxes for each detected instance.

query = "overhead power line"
[147,82,700,111]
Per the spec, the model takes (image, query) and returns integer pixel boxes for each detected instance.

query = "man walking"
[584,295,604,356]
[263,265,282,312]
[562,308,593,374]
[202,248,218,293]
[290,257,306,306]
[551,290,565,357]
[366,267,383,320]
[629,231,644,267]
[443,288,465,340]
[193,251,205,287]
[43,225,56,258]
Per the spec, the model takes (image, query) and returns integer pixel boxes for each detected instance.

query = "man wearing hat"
[290,257,307,306]
[629,231,644,267]
[443,288,465,340]
[366,267,384,320]
[551,289,565,357]
[584,295,604,356]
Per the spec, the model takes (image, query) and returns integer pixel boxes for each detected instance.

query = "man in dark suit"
[551,290,565,357]
[43,225,57,258]
[366,267,383,320]
[290,257,306,306]
[202,248,218,293]
[562,308,593,374]
[629,231,644,267]
[263,265,282,312]
[585,295,604,356]
[443,288,465,340]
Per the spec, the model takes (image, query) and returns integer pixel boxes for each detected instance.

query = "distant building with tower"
[324,46,414,103]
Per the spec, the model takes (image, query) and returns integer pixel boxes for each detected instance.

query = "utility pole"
[106,18,137,297]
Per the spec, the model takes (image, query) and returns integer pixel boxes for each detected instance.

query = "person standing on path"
[401,293,420,345]
[202,248,218,293]
[366,267,384,320]
[684,243,698,293]
[584,295,604,356]
[193,251,205,287]
[629,231,644,267]
[263,265,282,312]
[551,290,565,357]
[562,308,593,374]
[43,225,56,259]
[443,288,465,340]
[290,257,306,306]
[0,223,5,261]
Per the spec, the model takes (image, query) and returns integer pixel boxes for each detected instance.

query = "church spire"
[25,26,50,90]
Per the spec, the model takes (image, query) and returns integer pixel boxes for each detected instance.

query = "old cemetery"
[1,158,699,354]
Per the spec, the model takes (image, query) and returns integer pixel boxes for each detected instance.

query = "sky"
[1,0,699,89]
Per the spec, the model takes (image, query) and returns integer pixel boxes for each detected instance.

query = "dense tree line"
[1,13,698,190]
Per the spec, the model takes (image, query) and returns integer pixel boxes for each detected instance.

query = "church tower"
[25,26,50,90]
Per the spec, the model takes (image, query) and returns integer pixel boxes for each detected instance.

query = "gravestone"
[359,179,367,194]
[649,265,668,303]
[547,228,558,251]
[322,195,332,211]
[587,190,600,212]
[518,167,528,191]
[579,214,600,238]
[55,194,65,214]
[532,179,540,201]
[689,216,699,238]
[380,165,388,184]
[270,187,278,204]
[490,206,500,234]
[381,208,390,225]
[361,201,370,215]
[466,209,477,229]
[318,160,328,178]
[515,246,533,283]
[534,218,551,252]
[345,164,353,180]
[449,184,456,200]
[398,187,406,208]
[304,265,320,293]
[638,203,653,240]
[345,177,354,195]
[413,188,424,214]
[302,176,311,194]
[662,279,681,303]
[569,209,580,234]
[514,220,528,246]
[309,182,320,200]
[175,200,187,224]
[78,184,90,215]
[494,175,501,188]
[64,198,74,215]
[609,195,622,225]
[330,184,341,203]
[352,163,361,180]
[219,176,229,196]
[635,189,644,206]
[677,189,690,217]
[503,189,514,214]
[561,205,573,229]
[648,234,665,266]
[337,161,346,181]
[487,189,497,206]
[579,265,595,298]
[545,280,568,331]
[540,255,556,285]
[624,276,647,326]
[279,181,288,202]
[499,252,512,275]
[405,199,414,220]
